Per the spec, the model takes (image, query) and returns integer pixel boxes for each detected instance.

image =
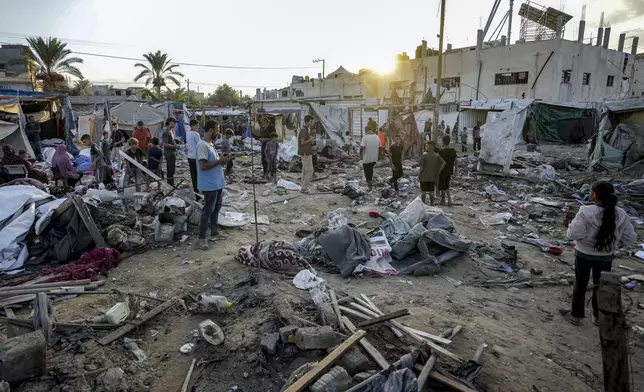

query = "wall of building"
[0,44,33,91]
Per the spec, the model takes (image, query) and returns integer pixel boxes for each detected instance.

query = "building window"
[561,69,572,83]
[607,75,615,87]
[582,73,591,85]
[494,72,529,85]
[281,90,289,97]
[0,63,5,71]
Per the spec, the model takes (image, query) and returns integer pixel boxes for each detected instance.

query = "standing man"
[419,141,445,206]
[259,117,275,179]
[186,119,202,193]
[438,120,446,139]
[162,118,178,186]
[26,116,42,161]
[196,120,229,250]
[123,138,144,192]
[111,122,129,168]
[298,115,316,193]
[360,126,381,191]
[388,136,403,193]
[472,121,482,151]
[132,121,152,155]
[438,135,457,206]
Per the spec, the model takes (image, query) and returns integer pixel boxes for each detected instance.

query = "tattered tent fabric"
[530,102,596,143]
[308,103,347,146]
[0,120,35,158]
[317,225,371,277]
[110,100,166,133]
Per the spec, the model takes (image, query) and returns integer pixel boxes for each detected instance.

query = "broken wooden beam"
[71,195,107,248]
[417,326,461,391]
[282,330,366,392]
[341,316,389,370]
[97,299,176,345]
[0,283,101,297]
[329,289,344,331]
[356,309,410,328]
[180,358,197,392]
[0,279,93,292]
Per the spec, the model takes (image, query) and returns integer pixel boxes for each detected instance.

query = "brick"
[337,346,373,375]
[279,325,298,343]
[0,331,46,383]
[295,326,338,350]
[260,332,280,355]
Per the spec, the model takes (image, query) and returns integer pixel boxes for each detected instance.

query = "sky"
[2,0,642,96]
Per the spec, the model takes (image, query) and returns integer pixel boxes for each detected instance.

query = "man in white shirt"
[360,127,381,191]
[186,119,202,193]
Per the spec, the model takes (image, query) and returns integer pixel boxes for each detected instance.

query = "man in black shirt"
[259,117,275,178]
[25,116,42,161]
[438,135,457,206]
[388,136,403,192]
[124,138,144,192]
[110,122,129,167]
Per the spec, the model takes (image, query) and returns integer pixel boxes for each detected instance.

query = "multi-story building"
[0,44,33,91]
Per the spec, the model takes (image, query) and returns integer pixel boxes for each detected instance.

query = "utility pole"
[433,0,446,142]
[508,0,514,45]
[313,58,325,78]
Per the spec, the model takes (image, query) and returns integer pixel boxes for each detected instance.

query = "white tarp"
[479,107,529,172]
[111,101,166,132]
[0,185,55,272]
[0,120,34,158]
[308,103,346,145]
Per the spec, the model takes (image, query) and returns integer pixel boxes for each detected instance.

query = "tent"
[110,99,166,135]
[529,102,597,143]
[590,98,644,170]
[0,120,34,157]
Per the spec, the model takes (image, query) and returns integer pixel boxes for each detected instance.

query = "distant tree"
[206,84,240,106]
[140,88,162,102]
[11,37,84,92]
[72,79,92,96]
[133,50,184,97]
[164,87,188,102]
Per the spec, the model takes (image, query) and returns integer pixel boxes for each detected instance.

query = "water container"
[196,294,232,313]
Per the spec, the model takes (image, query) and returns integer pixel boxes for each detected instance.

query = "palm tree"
[13,37,84,92]
[164,87,188,102]
[73,79,92,96]
[133,51,184,97]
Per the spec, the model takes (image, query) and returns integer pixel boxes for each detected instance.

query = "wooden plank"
[329,289,344,331]
[428,371,476,392]
[354,296,404,338]
[180,358,197,392]
[282,330,366,392]
[399,324,453,345]
[71,195,107,248]
[0,279,92,292]
[0,294,36,307]
[119,149,173,192]
[342,316,389,370]
[418,326,459,391]
[339,305,371,320]
[0,283,99,297]
[97,300,176,345]
[356,309,410,328]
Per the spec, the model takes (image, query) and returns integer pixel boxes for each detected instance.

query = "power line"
[0,35,316,70]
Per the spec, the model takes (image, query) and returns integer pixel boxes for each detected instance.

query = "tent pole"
[249,102,260,246]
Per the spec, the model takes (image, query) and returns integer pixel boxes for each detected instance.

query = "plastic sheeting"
[0,120,34,158]
[532,103,595,143]
[590,100,644,170]
[110,101,166,132]
[308,103,346,145]
[479,106,529,172]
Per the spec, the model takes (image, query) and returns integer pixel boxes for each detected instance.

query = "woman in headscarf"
[1,145,48,184]
[51,144,82,186]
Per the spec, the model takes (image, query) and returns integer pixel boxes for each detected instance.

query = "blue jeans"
[123,167,142,192]
[199,189,223,239]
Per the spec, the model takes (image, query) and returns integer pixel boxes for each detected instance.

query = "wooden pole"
[597,272,631,392]
[433,0,447,142]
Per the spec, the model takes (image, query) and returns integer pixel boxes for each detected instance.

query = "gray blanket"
[318,225,371,277]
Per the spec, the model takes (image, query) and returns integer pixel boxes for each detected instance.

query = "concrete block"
[260,332,280,355]
[295,326,338,350]
[279,325,298,343]
[317,303,338,327]
[0,331,46,383]
[337,346,373,375]
[310,366,353,392]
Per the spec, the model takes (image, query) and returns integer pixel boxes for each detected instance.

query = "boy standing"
[388,136,403,193]
[265,132,279,184]
[419,141,445,206]
[460,127,468,153]
[438,135,457,206]
[222,129,234,176]
[124,138,144,192]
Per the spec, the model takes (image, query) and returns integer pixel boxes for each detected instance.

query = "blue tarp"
[0,89,59,100]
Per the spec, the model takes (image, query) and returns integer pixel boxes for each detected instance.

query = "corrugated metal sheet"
[458,110,488,129]
[350,108,379,136]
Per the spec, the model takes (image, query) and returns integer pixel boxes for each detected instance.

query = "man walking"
[299,115,316,193]
[259,117,275,178]
[26,116,43,161]
[472,121,482,151]
[360,126,381,191]
[162,118,178,186]
[196,120,229,250]
[186,119,201,193]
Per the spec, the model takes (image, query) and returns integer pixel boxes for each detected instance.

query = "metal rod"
[249,103,260,246]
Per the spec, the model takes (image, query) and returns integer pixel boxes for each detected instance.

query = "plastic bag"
[277,179,301,191]
[293,269,325,290]
[480,212,512,226]
[154,216,174,242]
[524,164,556,181]
[399,197,427,227]
[391,223,426,260]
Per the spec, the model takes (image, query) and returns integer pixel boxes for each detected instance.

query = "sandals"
[559,309,580,326]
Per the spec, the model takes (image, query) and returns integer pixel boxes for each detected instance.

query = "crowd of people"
[423,119,482,153]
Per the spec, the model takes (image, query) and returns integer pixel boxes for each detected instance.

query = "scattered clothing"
[318,225,371,277]
[235,240,311,275]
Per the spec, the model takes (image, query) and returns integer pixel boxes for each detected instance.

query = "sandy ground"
[12,149,644,392]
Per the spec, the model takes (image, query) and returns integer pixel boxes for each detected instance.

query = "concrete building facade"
[0,44,33,91]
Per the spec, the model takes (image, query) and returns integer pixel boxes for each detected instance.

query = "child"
[419,141,445,206]
[222,128,234,176]
[438,135,457,206]
[560,181,637,326]
[265,132,279,184]
[81,134,113,187]
[147,137,163,179]
[17,149,32,169]
[388,137,403,193]
[123,138,144,192]
[460,127,468,153]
